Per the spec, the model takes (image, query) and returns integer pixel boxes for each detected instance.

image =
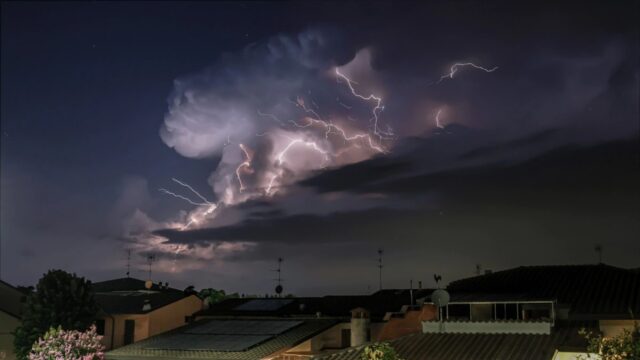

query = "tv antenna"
[273,257,284,297]
[431,288,450,332]
[434,273,443,286]
[126,249,131,278]
[146,254,155,280]
[377,248,384,290]
[594,244,603,264]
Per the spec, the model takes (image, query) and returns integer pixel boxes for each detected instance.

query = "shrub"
[361,342,403,360]
[28,325,105,360]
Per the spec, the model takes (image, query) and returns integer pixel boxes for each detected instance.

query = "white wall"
[422,320,551,334]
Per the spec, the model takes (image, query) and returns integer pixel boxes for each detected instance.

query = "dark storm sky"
[1,1,638,295]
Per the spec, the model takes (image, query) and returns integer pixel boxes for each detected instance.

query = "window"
[447,304,471,320]
[95,319,105,335]
[341,329,351,348]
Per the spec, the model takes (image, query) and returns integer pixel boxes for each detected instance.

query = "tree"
[199,288,239,306]
[13,270,100,360]
[361,342,404,360]
[579,323,640,360]
[28,325,105,360]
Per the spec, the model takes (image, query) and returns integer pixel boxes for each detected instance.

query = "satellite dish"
[144,280,153,289]
[275,284,283,295]
[431,289,450,307]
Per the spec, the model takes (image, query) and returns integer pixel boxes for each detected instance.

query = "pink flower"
[29,325,105,360]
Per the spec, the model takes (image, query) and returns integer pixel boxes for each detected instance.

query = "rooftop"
[93,277,194,315]
[0,279,25,319]
[197,289,434,321]
[314,321,593,360]
[446,264,640,319]
[106,317,340,360]
[92,277,182,293]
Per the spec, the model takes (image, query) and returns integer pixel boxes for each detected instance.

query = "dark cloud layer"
[155,136,639,248]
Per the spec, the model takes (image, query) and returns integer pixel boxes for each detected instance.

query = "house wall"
[285,323,350,354]
[0,311,20,360]
[377,305,437,341]
[599,319,637,338]
[282,321,386,358]
[101,314,150,350]
[99,295,201,350]
[148,295,202,337]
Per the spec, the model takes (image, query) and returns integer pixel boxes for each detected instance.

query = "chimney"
[418,281,422,290]
[350,308,370,347]
[142,299,152,312]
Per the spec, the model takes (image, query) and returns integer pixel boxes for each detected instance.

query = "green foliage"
[579,323,640,360]
[199,288,239,306]
[361,342,403,360]
[13,270,100,360]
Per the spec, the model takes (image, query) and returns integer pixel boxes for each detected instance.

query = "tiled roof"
[93,277,195,315]
[106,318,340,360]
[197,289,434,321]
[92,277,182,293]
[95,291,196,315]
[0,279,25,319]
[446,264,640,319]
[314,322,593,360]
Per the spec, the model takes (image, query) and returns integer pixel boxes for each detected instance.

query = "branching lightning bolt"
[437,62,498,84]
[159,178,214,206]
[159,178,217,230]
[335,68,393,140]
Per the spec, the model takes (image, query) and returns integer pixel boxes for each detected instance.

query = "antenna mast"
[377,248,384,291]
[147,254,155,281]
[595,244,603,264]
[126,249,131,278]
[273,257,284,297]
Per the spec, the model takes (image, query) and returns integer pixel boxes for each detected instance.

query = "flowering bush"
[579,324,640,360]
[28,325,105,360]
[361,342,403,360]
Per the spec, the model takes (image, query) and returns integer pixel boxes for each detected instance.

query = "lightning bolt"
[236,143,254,192]
[335,68,393,141]
[263,136,330,197]
[158,178,217,230]
[435,109,444,129]
[437,62,498,84]
[159,178,214,206]
[259,101,386,154]
[276,137,330,166]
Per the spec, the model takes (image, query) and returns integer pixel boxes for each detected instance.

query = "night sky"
[1,1,638,295]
